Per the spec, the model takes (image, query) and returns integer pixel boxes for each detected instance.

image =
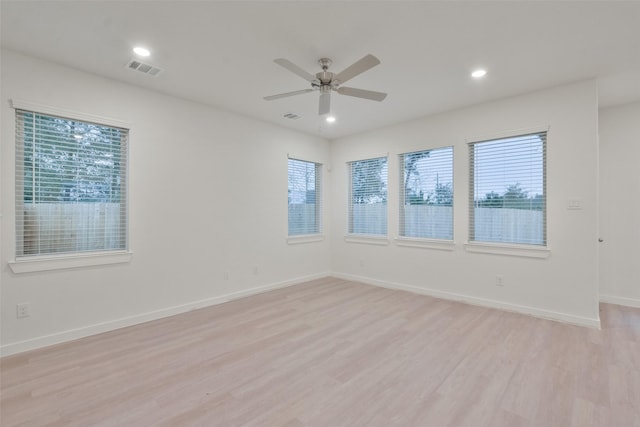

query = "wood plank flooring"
[1,277,639,426]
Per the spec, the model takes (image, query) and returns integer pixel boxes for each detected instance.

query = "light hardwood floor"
[1,277,639,426]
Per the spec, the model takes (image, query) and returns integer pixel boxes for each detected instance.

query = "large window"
[348,156,388,236]
[15,109,129,257]
[469,132,546,246]
[288,158,321,235]
[399,147,453,240]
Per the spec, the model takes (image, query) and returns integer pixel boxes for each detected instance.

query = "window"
[399,147,453,240]
[469,132,546,246]
[288,158,321,235]
[15,109,129,257]
[348,156,388,236]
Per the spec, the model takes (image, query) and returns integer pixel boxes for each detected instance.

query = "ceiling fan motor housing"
[316,58,337,86]
[316,72,334,86]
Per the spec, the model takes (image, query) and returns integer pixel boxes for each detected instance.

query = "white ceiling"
[2,1,639,139]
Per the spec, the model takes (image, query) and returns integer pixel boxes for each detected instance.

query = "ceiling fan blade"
[274,58,317,83]
[334,54,381,85]
[336,86,387,102]
[264,88,314,101]
[319,91,331,115]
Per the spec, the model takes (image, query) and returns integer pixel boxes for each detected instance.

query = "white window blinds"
[288,158,321,235]
[348,156,388,235]
[15,109,129,257]
[469,132,546,246]
[399,147,453,240]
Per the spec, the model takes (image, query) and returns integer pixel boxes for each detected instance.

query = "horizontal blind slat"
[15,109,129,257]
[399,147,454,240]
[288,158,322,236]
[348,157,388,235]
[469,132,546,246]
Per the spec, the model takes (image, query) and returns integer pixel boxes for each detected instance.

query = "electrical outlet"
[496,275,504,287]
[253,266,259,275]
[16,303,30,319]
[223,271,229,280]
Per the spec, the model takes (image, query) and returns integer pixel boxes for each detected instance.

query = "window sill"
[344,234,389,246]
[287,234,324,245]
[9,251,133,274]
[395,237,456,251]
[464,242,550,259]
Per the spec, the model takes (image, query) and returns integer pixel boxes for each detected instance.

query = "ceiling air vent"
[283,112,302,120]
[126,59,162,76]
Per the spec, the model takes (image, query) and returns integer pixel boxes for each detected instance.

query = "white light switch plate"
[567,197,583,210]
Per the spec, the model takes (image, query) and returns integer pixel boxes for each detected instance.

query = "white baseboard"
[332,272,601,329]
[600,294,640,308]
[0,272,330,357]
[3,270,608,357]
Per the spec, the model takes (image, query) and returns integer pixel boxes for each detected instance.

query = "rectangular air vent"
[283,112,302,120]
[126,59,162,76]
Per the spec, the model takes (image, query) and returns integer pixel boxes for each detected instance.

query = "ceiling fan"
[264,54,387,116]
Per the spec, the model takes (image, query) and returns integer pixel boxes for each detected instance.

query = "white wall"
[0,49,331,355]
[598,102,640,307]
[0,49,608,355]
[330,80,601,327]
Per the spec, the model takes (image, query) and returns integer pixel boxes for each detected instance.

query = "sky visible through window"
[288,159,316,204]
[404,147,453,202]
[473,134,544,203]
[288,134,542,208]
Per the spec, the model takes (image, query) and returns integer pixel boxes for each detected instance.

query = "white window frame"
[465,128,550,258]
[346,155,389,244]
[9,100,132,273]
[287,157,323,244]
[397,146,455,250]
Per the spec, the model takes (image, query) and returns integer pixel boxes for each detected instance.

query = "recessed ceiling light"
[326,116,336,123]
[133,47,151,57]
[471,69,487,78]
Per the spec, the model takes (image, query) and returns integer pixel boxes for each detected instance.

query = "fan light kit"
[264,54,387,116]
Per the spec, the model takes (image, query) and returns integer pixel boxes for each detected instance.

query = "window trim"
[9,251,133,274]
[398,146,454,242]
[287,156,323,238]
[464,242,550,259]
[287,234,324,245]
[344,234,390,246]
[10,99,132,272]
[347,155,389,237]
[464,125,550,148]
[11,99,131,130]
[467,127,548,249]
[394,237,456,251]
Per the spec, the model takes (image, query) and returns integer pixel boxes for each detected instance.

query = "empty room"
[1,1,639,426]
